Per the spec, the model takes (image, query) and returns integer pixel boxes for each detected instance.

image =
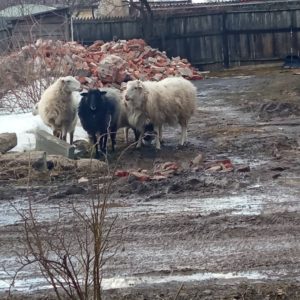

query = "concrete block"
[35,130,75,159]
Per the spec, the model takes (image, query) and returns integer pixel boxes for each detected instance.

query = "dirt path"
[1,65,300,299]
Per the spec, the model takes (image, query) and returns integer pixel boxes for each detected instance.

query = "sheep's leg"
[110,125,117,152]
[61,127,67,142]
[159,125,163,142]
[136,128,144,148]
[133,128,140,142]
[124,128,129,144]
[69,130,74,145]
[94,133,101,158]
[100,133,108,154]
[155,125,161,150]
[179,124,187,146]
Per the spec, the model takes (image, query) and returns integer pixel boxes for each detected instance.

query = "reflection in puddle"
[102,269,286,290]
[0,270,288,292]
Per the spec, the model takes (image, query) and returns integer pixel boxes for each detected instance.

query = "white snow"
[0,112,88,152]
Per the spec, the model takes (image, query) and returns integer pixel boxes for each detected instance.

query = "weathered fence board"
[0,17,9,52]
[72,2,300,69]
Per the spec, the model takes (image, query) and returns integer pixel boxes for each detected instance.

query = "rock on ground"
[0,132,17,154]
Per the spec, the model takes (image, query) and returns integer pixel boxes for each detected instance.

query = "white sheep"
[119,98,155,145]
[124,77,197,149]
[38,76,81,144]
[119,98,139,143]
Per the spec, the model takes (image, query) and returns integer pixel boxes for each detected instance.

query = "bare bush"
[4,143,138,299]
[6,162,121,299]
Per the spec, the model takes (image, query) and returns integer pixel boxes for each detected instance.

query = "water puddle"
[229,156,269,168]
[102,269,287,290]
[2,187,299,227]
[0,269,290,293]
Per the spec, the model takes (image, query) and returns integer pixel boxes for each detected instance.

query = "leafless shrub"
[5,142,137,299]
[8,190,117,300]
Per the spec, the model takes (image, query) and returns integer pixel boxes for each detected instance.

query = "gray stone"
[0,151,47,171]
[0,132,17,154]
[76,159,107,173]
[35,130,75,159]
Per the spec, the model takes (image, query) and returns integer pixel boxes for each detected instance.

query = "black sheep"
[78,88,121,158]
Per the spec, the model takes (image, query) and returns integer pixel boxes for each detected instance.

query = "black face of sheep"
[78,89,118,158]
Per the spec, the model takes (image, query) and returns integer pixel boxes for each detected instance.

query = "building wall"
[10,10,70,47]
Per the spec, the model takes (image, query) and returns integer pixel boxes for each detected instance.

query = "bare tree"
[129,0,154,41]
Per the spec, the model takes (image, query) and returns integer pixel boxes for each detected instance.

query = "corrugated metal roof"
[0,4,56,18]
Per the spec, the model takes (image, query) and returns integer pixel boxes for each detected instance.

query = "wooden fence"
[0,17,10,52]
[73,1,300,69]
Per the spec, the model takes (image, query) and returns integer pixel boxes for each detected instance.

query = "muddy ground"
[0,64,300,299]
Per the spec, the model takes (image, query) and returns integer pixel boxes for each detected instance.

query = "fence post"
[222,12,229,68]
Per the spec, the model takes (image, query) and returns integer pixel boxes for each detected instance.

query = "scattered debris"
[236,165,251,172]
[130,171,151,182]
[204,159,234,173]
[114,161,181,182]
[78,177,89,183]
[115,170,130,177]
[190,153,205,171]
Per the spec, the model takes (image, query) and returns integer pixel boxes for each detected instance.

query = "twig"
[174,283,184,300]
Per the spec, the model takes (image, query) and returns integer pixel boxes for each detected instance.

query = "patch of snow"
[0,112,88,152]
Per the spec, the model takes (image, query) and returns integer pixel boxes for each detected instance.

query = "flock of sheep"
[34,75,197,158]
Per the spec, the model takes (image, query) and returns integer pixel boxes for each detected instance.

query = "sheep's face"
[80,89,108,113]
[124,80,146,109]
[61,76,81,93]
[32,103,39,116]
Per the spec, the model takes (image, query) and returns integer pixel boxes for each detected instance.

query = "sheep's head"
[80,89,107,112]
[32,103,39,116]
[60,76,82,93]
[124,80,147,110]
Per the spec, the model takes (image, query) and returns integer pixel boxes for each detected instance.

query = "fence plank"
[72,3,300,69]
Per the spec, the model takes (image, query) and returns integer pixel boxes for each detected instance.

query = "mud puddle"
[0,269,293,293]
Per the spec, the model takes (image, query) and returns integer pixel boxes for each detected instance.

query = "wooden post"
[222,12,229,68]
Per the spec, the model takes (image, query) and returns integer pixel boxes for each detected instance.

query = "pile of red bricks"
[13,38,204,88]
